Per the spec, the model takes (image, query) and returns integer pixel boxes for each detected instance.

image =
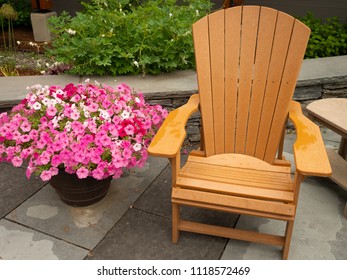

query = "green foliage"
[0,3,17,51]
[0,59,18,76]
[0,0,31,27]
[298,12,347,58]
[47,0,213,76]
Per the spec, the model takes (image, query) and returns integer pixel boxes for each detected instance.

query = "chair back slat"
[224,8,241,153]
[192,6,310,163]
[234,6,260,154]
[209,11,226,155]
[193,16,215,156]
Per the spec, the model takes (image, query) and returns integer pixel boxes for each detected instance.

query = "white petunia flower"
[121,111,130,119]
[133,143,142,152]
[32,102,42,110]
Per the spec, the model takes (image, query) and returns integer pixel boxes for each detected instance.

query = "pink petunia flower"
[76,167,89,179]
[12,156,23,167]
[88,102,99,112]
[40,170,52,181]
[20,121,31,132]
[92,168,105,180]
[46,106,57,117]
[124,124,134,135]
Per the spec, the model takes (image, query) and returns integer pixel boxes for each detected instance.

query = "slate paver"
[0,219,88,260]
[6,157,168,250]
[87,208,229,260]
[0,163,46,219]
[221,177,347,260]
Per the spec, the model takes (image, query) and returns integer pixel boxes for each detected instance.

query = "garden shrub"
[0,0,31,27]
[47,0,213,76]
[298,12,347,58]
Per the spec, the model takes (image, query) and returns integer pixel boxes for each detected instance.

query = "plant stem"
[1,18,6,50]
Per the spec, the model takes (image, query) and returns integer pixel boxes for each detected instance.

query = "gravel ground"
[1,26,58,76]
[0,50,55,76]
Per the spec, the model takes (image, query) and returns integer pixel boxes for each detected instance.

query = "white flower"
[52,117,59,128]
[41,97,51,106]
[32,102,42,110]
[16,41,20,45]
[169,13,173,17]
[133,61,139,68]
[99,109,110,120]
[121,111,130,119]
[66,28,76,35]
[196,10,199,16]
[65,121,71,131]
[83,108,91,118]
[29,95,37,102]
[133,143,142,152]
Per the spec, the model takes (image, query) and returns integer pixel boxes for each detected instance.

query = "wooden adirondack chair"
[148,6,332,260]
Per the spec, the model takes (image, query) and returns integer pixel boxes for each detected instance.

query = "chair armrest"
[288,100,332,176]
[148,94,200,158]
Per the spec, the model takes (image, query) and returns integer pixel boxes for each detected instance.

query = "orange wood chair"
[148,6,332,260]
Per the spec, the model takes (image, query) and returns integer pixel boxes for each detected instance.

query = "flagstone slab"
[0,163,46,219]
[221,177,347,260]
[0,219,88,260]
[6,156,168,250]
[87,208,228,260]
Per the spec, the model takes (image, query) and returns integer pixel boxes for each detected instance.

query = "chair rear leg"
[282,220,294,260]
[172,203,180,243]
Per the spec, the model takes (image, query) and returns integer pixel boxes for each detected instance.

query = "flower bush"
[298,12,347,58]
[47,0,213,76]
[0,81,167,181]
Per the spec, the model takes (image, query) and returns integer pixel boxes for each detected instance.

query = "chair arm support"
[148,94,200,158]
[288,100,332,176]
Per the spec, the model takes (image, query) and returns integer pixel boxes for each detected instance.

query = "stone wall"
[145,76,347,143]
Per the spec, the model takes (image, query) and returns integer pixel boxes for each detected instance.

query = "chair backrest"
[193,6,310,164]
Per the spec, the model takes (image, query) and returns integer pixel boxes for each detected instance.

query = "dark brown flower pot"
[31,0,52,11]
[50,169,112,207]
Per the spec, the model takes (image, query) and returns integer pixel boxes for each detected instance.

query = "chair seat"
[173,154,295,220]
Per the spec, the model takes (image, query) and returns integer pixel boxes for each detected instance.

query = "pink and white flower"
[0,82,167,182]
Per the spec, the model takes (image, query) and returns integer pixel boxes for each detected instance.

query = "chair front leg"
[169,153,181,243]
[172,202,181,243]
